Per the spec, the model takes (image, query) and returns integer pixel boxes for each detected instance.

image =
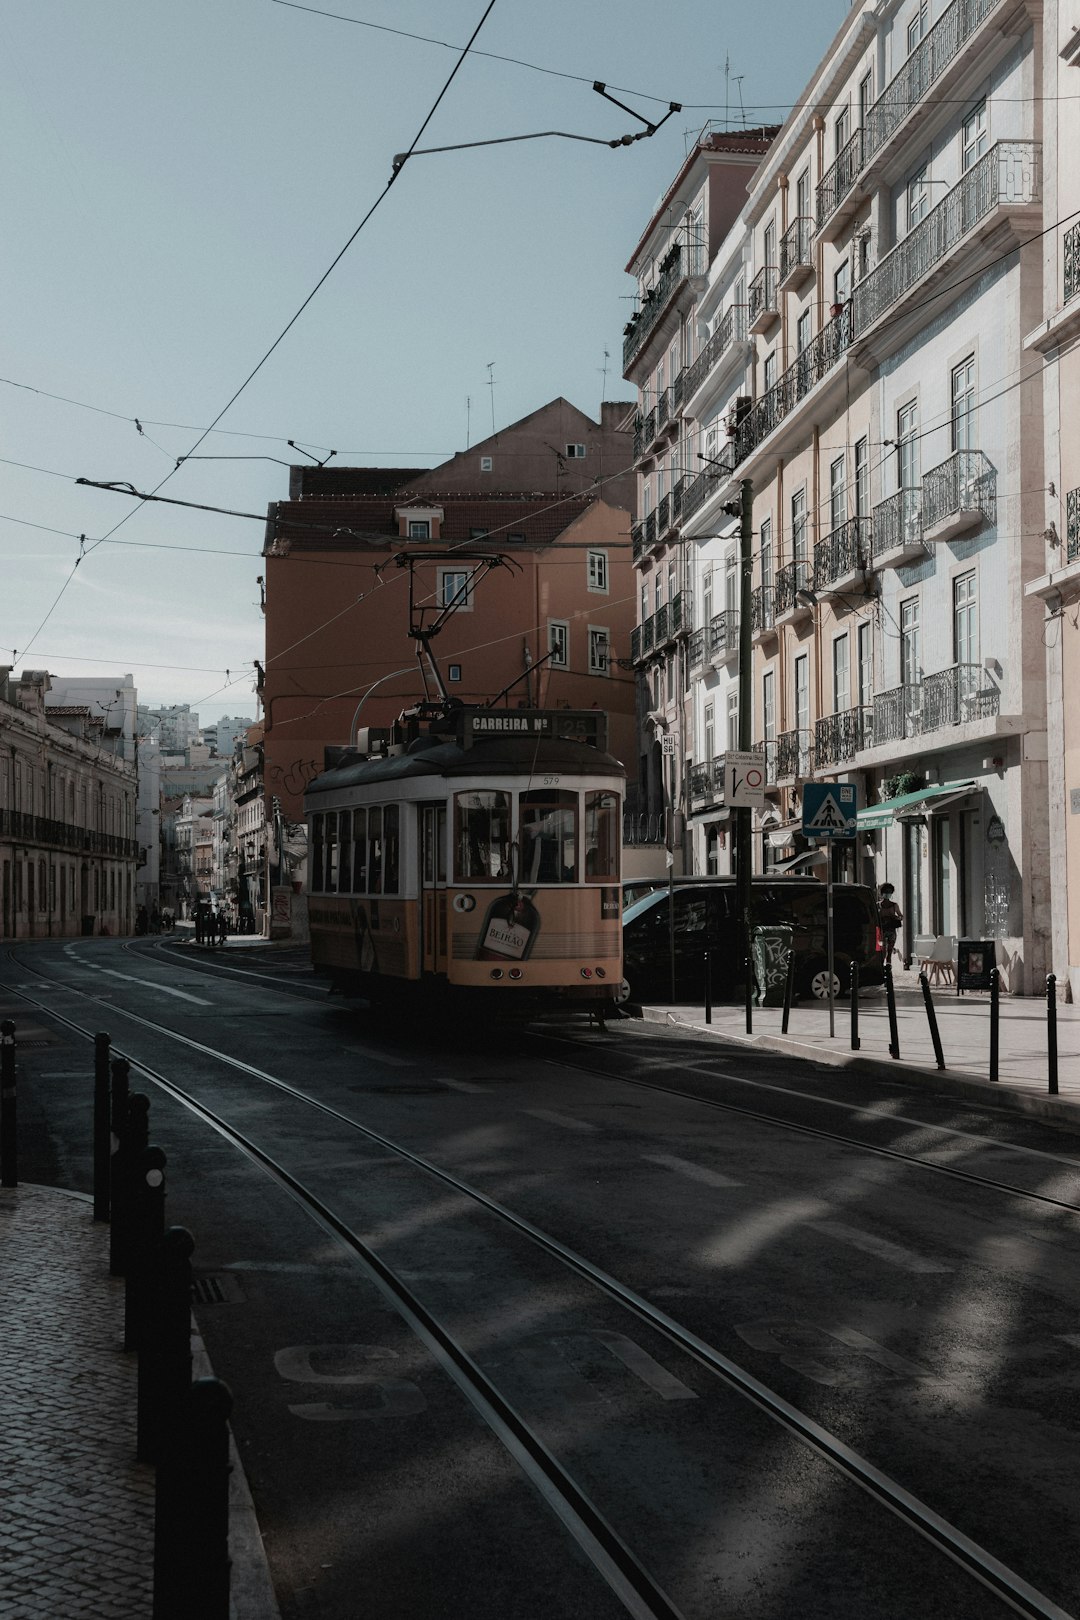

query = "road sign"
[801,782,858,839]
[661,735,676,756]
[724,751,766,808]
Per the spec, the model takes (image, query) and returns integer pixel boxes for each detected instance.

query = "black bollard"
[127,1144,167,1354]
[113,1090,149,1283]
[109,1056,131,1275]
[142,1226,195,1467]
[1048,974,1059,1096]
[1,1019,17,1188]
[884,962,900,1060]
[919,971,946,1070]
[154,1377,233,1619]
[704,951,712,1025]
[850,960,861,1051]
[781,946,795,1035]
[989,966,1000,1082]
[93,1032,112,1222]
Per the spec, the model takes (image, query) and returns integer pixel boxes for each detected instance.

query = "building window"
[796,309,811,354]
[953,571,978,668]
[796,169,810,221]
[859,69,873,128]
[794,654,809,737]
[448,664,462,683]
[506,532,526,545]
[762,669,776,742]
[760,516,773,594]
[703,701,715,762]
[855,437,870,519]
[587,549,609,593]
[408,519,430,539]
[548,621,569,668]
[438,569,472,610]
[566,443,586,458]
[726,686,739,751]
[480,456,493,472]
[901,597,921,686]
[588,628,609,674]
[791,488,808,562]
[830,455,846,532]
[764,350,777,391]
[725,548,737,612]
[833,634,850,713]
[907,1,927,54]
[469,527,490,540]
[654,574,663,611]
[702,564,713,628]
[907,165,929,231]
[857,621,874,708]
[951,355,976,451]
[962,100,987,172]
[640,580,648,623]
[833,259,850,309]
[835,105,850,157]
[897,400,919,490]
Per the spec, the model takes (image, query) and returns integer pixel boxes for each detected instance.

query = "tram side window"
[325,812,338,893]
[584,790,620,880]
[521,790,578,883]
[383,805,400,894]
[352,808,367,893]
[311,814,324,893]
[338,811,352,893]
[454,790,512,881]
[368,807,383,894]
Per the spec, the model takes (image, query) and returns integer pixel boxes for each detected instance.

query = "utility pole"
[735,477,754,1003]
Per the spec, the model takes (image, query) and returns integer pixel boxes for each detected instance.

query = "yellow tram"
[305,707,625,1009]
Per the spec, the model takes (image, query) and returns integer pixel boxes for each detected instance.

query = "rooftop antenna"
[599,347,610,403]
[733,73,747,129]
[466,395,471,449]
[486,362,496,436]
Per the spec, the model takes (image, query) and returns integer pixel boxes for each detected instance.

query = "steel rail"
[3,960,1075,1620]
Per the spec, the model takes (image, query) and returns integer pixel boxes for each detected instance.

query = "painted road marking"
[642,1153,741,1188]
[736,1317,932,1387]
[809,1219,953,1274]
[92,967,210,1005]
[439,1078,488,1094]
[1058,1334,1080,1349]
[275,1344,426,1420]
[524,1108,598,1133]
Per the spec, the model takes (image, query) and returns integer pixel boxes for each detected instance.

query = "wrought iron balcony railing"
[735,304,851,464]
[708,609,740,660]
[0,809,138,860]
[641,407,657,448]
[670,370,685,413]
[670,476,685,527]
[776,728,812,781]
[681,444,736,521]
[632,522,645,563]
[752,583,777,636]
[852,142,1041,336]
[641,615,655,656]
[871,683,922,746]
[644,511,657,547]
[813,517,872,591]
[748,266,780,331]
[623,245,685,369]
[752,739,778,786]
[656,390,671,435]
[922,450,996,533]
[1066,221,1080,305]
[669,589,692,635]
[657,493,670,536]
[633,420,644,461]
[817,128,863,229]
[630,625,642,662]
[682,304,747,400]
[919,663,1000,731]
[864,0,1005,167]
[653,603,670,645]
[779,217,813,286]
[815,706,872,769]
[1067,487,1080,564]
[688,628,705,669]
[774,558,814,618]
[871,489,923,564]
[688,755,728,806]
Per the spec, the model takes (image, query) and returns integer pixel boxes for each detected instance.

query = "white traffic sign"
[724,751,766,808]
[661,735,676,756]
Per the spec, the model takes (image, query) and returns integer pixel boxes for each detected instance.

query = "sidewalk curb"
[642,1007,1080,1133]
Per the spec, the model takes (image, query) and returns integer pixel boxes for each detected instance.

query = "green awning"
[857,779,976,831]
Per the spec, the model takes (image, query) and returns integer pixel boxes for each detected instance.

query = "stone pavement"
[641,969,1080,1127]
[0,1183,279,1620]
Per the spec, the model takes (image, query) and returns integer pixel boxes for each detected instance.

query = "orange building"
[260,399,637,826]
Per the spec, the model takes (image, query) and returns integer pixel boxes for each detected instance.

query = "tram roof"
[305,734,625,800]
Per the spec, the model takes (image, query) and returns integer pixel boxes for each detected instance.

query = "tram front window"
[521,790,578,883]
[584,790,620,879]
[455,790,512,881]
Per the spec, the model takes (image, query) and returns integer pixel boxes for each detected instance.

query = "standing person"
[150,904,161,935]
[217,909,228,947]
[878,883,903,967]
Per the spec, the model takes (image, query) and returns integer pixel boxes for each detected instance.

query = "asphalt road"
[6,935,1080,1620]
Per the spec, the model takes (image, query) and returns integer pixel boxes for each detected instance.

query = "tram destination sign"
[461,708,607,750]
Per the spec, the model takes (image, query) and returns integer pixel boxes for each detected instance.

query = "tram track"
[5,951,1077,1620]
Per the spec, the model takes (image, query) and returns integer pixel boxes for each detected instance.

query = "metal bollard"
[781,947,795,1035]
[1048,974,1059,1096]
[919,971,946,1070]
[109,1057,131,1275]
[704,951,712,1025]
[884,962,900,1060]
[989,967,1000,1082]
[141,1225,195,1466]
[113,1088,149,1282]
[1,1019,17,1188]
[153,1377,234,1619]
[126,1143,167,1354]
[850,961,861,1051]
[93,1032,112,1222]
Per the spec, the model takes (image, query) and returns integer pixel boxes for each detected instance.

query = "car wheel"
[807,963,845,1000]
[613,977,634,1005]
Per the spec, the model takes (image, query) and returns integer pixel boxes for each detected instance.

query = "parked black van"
[619,877,883,1004]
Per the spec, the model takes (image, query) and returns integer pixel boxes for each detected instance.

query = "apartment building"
[628,0,1051,991]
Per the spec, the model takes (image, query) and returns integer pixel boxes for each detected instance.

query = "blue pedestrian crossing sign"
[801,782,858,839]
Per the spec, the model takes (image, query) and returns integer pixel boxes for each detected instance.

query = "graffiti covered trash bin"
[752,924,793,1007]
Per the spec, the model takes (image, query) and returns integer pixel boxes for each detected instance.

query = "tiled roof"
[266,494,597,553]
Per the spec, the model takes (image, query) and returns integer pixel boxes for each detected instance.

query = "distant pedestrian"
[135,905,148,936]
[217,910,228,946]
[150,904,161,935]
[878,883,903,966]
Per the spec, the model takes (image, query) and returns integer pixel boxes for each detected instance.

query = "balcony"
[813,517,872,593]
[776,728,812,783]
[871,489,925,569]
[752,583,777,640]
[1066,221,1080,305]
[670,370,685,414]
[689,755,728,810]
[1068,487,1080,564]
[851,143,1041,357]
[644,511,657,549]
[632,522,645,564]
[681,304,749,414]
[623,245,686,369]
[735,304,851,466]
[815,707,873,770]
[669,476,685,529]
[817,129,864,238]
[689,628,706,670]
[861,665,1003,762]
[921,450,996,544]
[630,625,642,662]
[681,445,736,523]
[657,493,670,537]
[775,558,814,623]
[641,615,655,657]
[669,589,692,635]
[871,684,922,747]
[708,609,740,666]
[0,810,138,860]
[920,663,1001,730]
[779,217,814,291]
[653,603,670,646]
[748,266,780,333]
[752,739,778,787]
[656,390,671,436]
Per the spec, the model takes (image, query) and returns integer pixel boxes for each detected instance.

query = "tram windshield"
[455,790,513,881]
[584,790,619,879]
[520,789,578,883]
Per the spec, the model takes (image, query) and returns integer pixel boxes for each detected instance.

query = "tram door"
[420,802,448,976]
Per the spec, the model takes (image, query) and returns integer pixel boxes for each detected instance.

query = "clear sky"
[2,0,843,726]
